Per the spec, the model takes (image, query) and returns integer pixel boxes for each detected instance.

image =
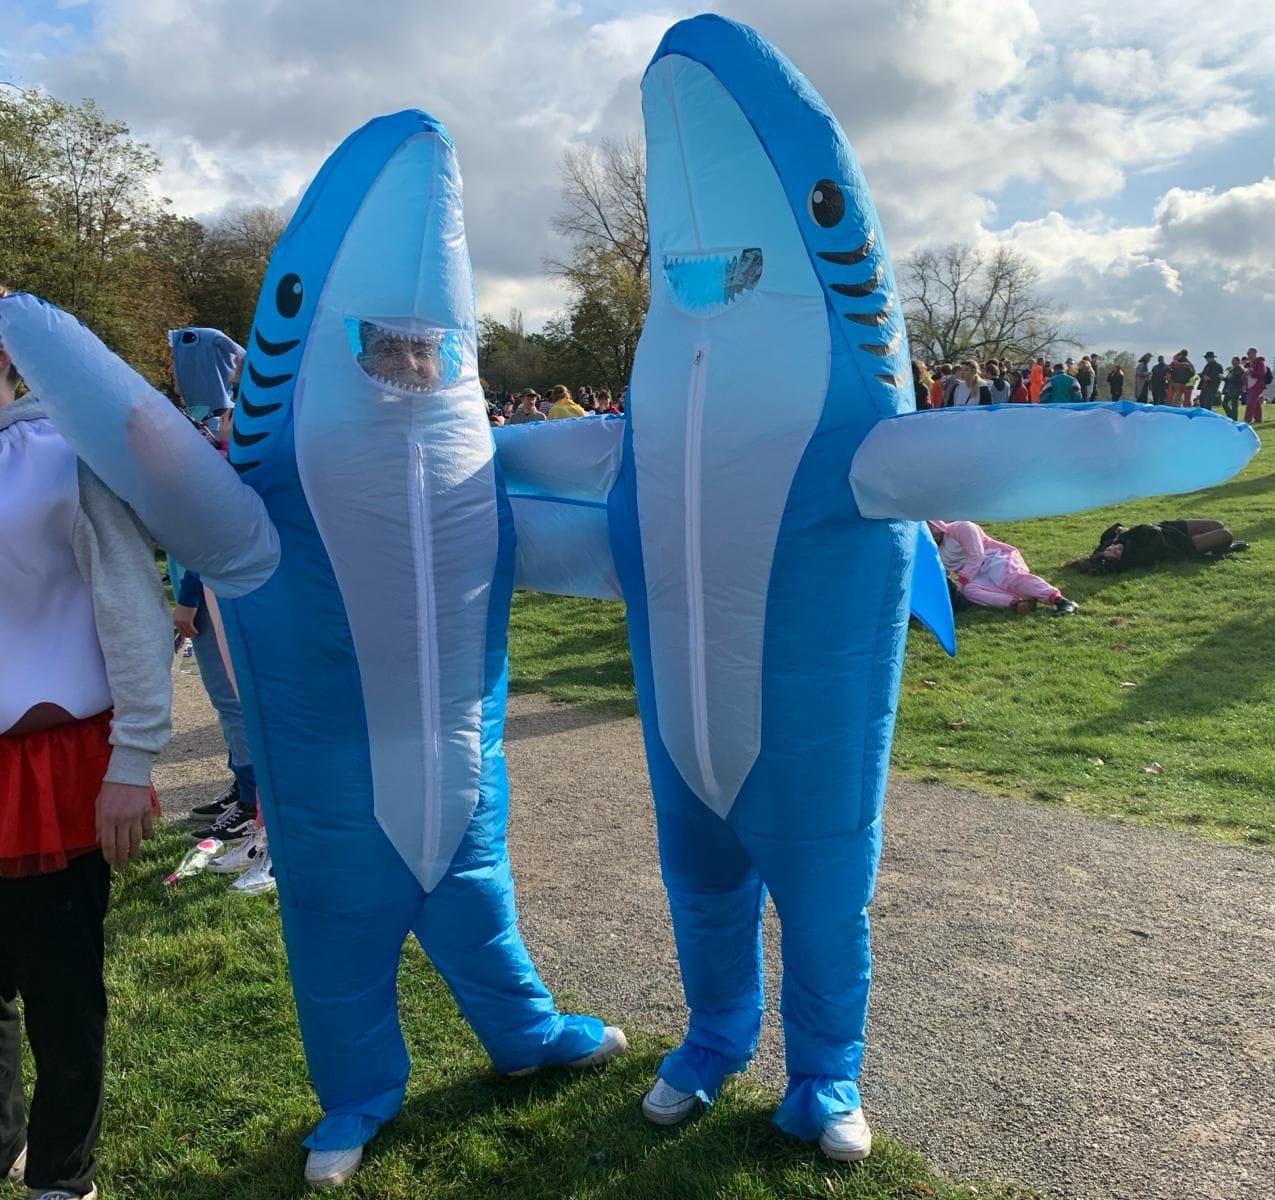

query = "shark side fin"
[910,522,955,656]
[850,403,1260,523]
[493,417,625,601]
[0,293,279,597]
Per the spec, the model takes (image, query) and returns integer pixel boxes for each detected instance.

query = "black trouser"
[0,851,110,1195]
[1223,393,1240,420]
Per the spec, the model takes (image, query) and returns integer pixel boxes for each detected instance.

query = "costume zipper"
[409,441,442,875]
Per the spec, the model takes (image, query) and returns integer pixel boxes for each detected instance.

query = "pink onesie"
[928,520,1060,608]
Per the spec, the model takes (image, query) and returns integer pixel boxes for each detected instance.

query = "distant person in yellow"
[547,384,586,419]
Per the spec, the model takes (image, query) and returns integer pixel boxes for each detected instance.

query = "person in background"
[1222,356,1245,421]
[1197,352,1223,412]
[1167,350,1195,407]
[1106,360,1125,401]
[168,328,243,446]
[1244,347,1268,424]
[595,389,620,415]
[1040,363,1082,403]
[983,362,1011,404]
[1089,353,1102,394]
[927,520,1078,616]
[547,384,585,420]
[912,360,933,409]
[1029,358,1045,404]
[1007,369,1029,403]
[1075,356,1094,400]
[509,391,546,424]
[0,286,172,1200]
[940,363,961,407]
[1069,520,1248,573]
[1134,353,1152,403]
[1150,355,1169,405]
[949,361,986,406]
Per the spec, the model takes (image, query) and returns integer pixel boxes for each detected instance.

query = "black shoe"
[1054,597,1079,616]
[191,781,240,819]
[191,798,257,842]
[1228,541,1250,553]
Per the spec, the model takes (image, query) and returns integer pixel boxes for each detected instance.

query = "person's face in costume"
[360,329,441,392]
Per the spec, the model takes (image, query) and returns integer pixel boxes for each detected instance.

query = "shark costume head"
[168,326,244,425]
[1,111,615,1171]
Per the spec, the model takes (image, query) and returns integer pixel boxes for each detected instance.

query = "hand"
[96,781,155,865]
[173,604,198,640]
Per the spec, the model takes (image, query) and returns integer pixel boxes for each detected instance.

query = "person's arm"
[173,566,203,639]
[949,521,987,585]
[72,465,172,862]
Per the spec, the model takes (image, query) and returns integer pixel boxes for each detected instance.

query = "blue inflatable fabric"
[2,112,607,1154]
[168,325,244,427]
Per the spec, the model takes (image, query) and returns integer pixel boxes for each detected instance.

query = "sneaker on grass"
[191,780,239,818]
[304,1146,363,1190]
[190,798,256,842]
[232,849,276,895]
[6,1144,24,1182]
[818,1108,873,1163]
[28,1189,97,1200]
[209,825,267,874]
[641,1077,699,1126]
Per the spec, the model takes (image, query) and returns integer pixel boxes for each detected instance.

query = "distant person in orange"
[1029,358,1045,404]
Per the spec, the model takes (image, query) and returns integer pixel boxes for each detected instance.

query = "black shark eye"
[275,273,303,319]
[809,180,845,229]
[179,329,198,344]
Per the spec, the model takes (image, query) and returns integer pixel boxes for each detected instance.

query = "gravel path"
[157,673,1274,1200]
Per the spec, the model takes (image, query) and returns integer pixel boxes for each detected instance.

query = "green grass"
[93,830,1034,1200]
[509,423,1275,847]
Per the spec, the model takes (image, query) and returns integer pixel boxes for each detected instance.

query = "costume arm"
[947,522,986,585]
[0,293,279,598]
[850,402,1260,522]
[72,466,173,787]
[910,523,956,656]
[492,417,625,601]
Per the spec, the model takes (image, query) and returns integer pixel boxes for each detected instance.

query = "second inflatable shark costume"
[491,13,1259,1160]
[0,110,624,1190]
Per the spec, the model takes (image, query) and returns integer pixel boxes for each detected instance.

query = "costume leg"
[652,764,766,1103]
[740,817,882,1141]
[1004,572,1061,603]
[961,580,1018,608]
[412,751,603,1074]
[269,807,420,1153]
[191,596,257,801]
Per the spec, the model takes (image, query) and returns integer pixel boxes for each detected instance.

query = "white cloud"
[7,0,1275,351]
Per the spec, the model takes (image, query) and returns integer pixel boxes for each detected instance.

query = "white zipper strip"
[684,342,718,802]
[409,440,442,875]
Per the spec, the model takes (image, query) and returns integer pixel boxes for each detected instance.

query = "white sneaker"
[7,1144,24,1183]
[641,1077,699,1126]
[507,1025,628,1077]
[818,1107,873,1162]
[231,848,276,894]
[210,825,267,874]
[303,1145,363,1190]
[568,1025,628,1069]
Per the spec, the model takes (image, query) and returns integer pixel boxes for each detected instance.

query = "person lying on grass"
[927,520,1078,616]
[1067,520,1249,573]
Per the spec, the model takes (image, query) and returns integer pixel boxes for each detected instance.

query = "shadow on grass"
[1076,603,1275,731]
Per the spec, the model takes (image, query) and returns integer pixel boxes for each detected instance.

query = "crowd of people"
[913,347,1271,419]
[487,383,623,426]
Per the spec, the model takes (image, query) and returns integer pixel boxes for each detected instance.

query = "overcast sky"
[6,0,1275,356]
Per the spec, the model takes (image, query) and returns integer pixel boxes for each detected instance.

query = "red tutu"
[0,711,114,877]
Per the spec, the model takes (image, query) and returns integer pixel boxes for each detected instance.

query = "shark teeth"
[347,317,464,394]
[663,248,763,314]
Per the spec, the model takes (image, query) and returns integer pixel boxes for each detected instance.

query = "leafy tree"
[901,242,1078,366]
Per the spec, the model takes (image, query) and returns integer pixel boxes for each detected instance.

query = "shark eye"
[809,180,845,228]
[275,273,304,319]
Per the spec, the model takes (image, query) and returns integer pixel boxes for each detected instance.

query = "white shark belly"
[632,294,830,817]
[294,361,497,892]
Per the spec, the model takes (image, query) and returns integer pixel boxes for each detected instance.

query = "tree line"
[1,85,1081,395]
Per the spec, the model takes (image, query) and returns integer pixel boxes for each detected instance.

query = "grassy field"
[91,830,1035,1200]
[509,422,1275,847]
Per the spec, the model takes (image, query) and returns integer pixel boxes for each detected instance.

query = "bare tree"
[902,243,1079,365]
[547,138,649,388]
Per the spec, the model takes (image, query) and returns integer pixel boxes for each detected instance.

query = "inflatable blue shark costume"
[0,110,621,1186]
[491,14,1259,1157]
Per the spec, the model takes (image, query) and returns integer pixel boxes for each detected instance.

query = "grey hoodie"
[1,396,172,786]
